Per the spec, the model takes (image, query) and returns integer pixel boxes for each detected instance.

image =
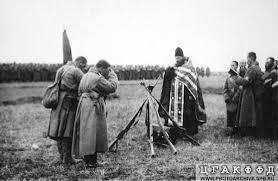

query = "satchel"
[41,67,70,109]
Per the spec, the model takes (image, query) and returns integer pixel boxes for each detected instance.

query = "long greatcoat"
[72,68,118,157]
[235,64,264,135]
[223,71,241,127]
[262,70,278,130]
[47,62,83,139]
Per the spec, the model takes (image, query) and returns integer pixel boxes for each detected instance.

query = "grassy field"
[0,76,225,104]
[1,76,278,180]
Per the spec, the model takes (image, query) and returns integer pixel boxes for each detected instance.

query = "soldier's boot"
[57,140,63,161]
[62,138,76,165]
[49,140,63,165]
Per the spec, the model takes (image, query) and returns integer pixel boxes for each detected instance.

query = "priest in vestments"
[158,47,207,135]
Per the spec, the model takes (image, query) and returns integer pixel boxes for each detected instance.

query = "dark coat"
[262,70,278,129]
[235,64,264,135]
[158,67,206,135]
[48,92,78,139]
[47,62,83,139]
[236,86,256,127]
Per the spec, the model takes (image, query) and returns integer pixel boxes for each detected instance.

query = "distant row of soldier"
[224,52,278,137]
[0,63,164,82]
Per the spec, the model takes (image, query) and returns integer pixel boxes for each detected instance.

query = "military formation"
[224,52,278,137]
[44,48,278,168]
[0,63,165,83]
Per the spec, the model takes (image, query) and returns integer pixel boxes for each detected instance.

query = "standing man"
[158,47,206,135]
[235,52,264,137]
[48,56,87,164]
[223,61,241,132]
[72,60,118,168]
[262,57,278,137]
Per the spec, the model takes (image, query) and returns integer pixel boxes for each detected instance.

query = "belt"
[80,91,104,114]
[60,90,77,98]
[81,91,102,100]
[60,84,78,94]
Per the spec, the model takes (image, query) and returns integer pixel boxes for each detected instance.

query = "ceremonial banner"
[63,30,72,65]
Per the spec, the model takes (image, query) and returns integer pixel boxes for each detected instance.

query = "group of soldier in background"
[0,63,165,83]
[224,52,278,137]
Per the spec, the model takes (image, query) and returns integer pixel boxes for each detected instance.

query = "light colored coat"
[223,73,241,127]
[224,75,240,112]
[72,67,118,157]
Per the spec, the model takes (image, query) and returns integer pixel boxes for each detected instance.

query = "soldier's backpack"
[41,67,70,109]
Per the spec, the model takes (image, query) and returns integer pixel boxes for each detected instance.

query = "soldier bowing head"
[75,56,87,71]
[96,59,111,78]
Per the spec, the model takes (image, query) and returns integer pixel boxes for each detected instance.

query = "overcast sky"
[0,0,277,71]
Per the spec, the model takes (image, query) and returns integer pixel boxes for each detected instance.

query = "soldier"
[273,59,278,71]
[262,57,278,137]
[235,52,264,137]
[158,47,206,135]
[72,60,118,168]
[223,61,241,133]
[47,56,87,164]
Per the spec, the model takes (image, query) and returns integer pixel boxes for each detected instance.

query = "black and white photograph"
[0,0,278,180]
